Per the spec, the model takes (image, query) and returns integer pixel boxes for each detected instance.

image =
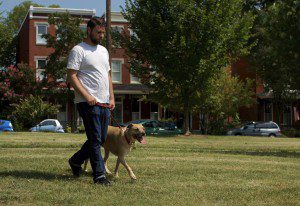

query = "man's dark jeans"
[70,102,110,179]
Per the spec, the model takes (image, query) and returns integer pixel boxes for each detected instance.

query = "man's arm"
[67,69,97,105]
[108,71,115,110]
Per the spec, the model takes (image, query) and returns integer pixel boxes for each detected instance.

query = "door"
[242,124,256,136]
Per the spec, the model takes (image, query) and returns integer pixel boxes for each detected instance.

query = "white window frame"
[35,56,47,81]
[111,25,124,34]
[111,58,124,84]
[128,28,139,40]
[35,22,49,45]
[130,73,141,84]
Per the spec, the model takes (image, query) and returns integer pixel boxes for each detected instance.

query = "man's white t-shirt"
[67,42,110,104]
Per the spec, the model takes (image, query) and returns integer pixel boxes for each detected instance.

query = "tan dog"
[83,124,146,180]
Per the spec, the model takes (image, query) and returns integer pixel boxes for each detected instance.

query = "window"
[130,74,140,84]
[264,102,273,121]
[132,98,140,120]
[35,57,47,81]
[35,23,48,45]
[111,59,123,83]
[283,106,292,126]
[243,124,254,130]
[111,25,124,34]
[267,123,278,129]
[41,120,56,126]
[256,123,268,129]
[128,28,139,40]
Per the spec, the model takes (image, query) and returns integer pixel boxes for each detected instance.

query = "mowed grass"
[0,132,299,206]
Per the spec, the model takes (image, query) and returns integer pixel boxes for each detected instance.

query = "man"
[67,17,115,185]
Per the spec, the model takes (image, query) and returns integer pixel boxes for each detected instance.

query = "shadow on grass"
[0,170,77,181]
[213,150,300,158]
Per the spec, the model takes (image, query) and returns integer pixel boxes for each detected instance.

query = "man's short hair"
[87,16,106,29]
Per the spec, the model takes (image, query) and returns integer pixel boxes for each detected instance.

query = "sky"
[0,0,126,17]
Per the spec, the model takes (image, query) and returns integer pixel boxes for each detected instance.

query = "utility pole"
[106,0,111,65]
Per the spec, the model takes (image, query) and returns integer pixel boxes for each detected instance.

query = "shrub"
[11,95,60,130]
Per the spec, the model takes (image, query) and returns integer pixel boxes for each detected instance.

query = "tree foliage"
[0,21,15,67]
[12,95,60,130]
[119,0,255,133]
[0,64,40,101]
[199,69,255,134]
[250,0,300,91]
[43,13,85,82]
[249,0,300,123]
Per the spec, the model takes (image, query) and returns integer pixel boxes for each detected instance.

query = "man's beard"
[90,34,101,45]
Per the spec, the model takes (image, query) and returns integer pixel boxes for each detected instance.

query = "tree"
[119,0,255,134]
[0,64,41,118]
[43,13,85,82]
[0,20,15,67]
[249,0,300,123]
[198,69,254,134]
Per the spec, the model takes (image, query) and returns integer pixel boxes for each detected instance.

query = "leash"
[96,102,130,144]
[96,102,122,128]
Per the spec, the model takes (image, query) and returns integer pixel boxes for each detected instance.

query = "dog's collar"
[124,132,131,145]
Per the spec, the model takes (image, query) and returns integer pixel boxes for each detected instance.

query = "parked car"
[30,119,65,133]
[227,121,282,137]
[121,119,182,135]
[0,119,14,132]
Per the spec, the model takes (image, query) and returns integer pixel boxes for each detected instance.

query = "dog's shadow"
[0,170,75,181]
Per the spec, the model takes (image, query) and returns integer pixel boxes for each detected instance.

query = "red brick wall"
[28,19,55,68]
[17,17,30,65]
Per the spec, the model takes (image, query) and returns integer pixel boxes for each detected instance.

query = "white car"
[30,119,65,133]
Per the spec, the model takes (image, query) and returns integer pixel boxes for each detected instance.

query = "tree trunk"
[183,101,191,136]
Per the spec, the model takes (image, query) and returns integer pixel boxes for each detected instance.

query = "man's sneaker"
[94,176,111,186]
[68,158,82,177]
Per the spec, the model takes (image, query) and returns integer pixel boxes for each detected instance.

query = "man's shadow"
[0,170,76,181]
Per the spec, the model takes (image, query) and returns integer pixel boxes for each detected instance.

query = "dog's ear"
[127,124,133,129]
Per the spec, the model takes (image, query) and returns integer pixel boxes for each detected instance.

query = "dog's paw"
[106,173,114,178]
[130,175,137,180]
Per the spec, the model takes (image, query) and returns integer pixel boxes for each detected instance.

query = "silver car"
[227,121,282,137]
[30,119,65,133]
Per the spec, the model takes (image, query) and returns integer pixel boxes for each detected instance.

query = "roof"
[18,6,96,35]
[114,84,149,94]
[101,12,128,23]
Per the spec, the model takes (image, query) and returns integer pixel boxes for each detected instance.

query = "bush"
[11,95,60,130]
[282,129,300,138]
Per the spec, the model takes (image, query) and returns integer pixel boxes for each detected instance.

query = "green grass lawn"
[0,132,299,206]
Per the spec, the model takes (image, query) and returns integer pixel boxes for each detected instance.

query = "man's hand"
[86,95,97,106]
[109,98,115,111]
